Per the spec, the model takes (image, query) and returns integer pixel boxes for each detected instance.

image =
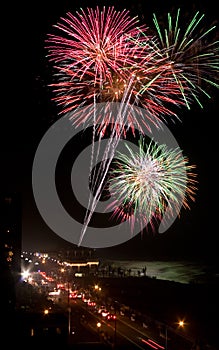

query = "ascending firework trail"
[45,6,218,245]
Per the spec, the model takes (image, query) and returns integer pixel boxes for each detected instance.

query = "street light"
[178,320,185,327]
[114,315,117,349]
[94,284,102,291]
[68,306,71,336]
[97,322,101,338]
[165,326,168,350]
[165,319,185,349]
[113,300,120,349]
[44,309,49,315]
[67,281,71,336]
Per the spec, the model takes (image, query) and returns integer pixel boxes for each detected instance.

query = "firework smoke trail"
[81,58,179,242]
[107,137,198,232]
[78,77,137,246]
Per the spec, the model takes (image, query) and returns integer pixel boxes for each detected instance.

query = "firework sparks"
[151,8,219,109]
[46,6,147,82]
[107,137,198,232]
[45,7,148,114]
[46,7,219,135]
[45,6,190,135]
[44,6,217,245]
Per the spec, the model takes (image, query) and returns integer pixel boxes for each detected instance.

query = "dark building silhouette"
[0,192,22,326]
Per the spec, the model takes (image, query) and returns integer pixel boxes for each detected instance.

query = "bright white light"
[21,269,30,281]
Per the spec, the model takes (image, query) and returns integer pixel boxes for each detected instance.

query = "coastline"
[97,258,219,284]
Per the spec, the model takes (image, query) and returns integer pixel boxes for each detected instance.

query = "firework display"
[45,6,218,241]
[45,6,153,132]
[151,9,219,109]
[107,137,198,231]
[46,6,218,133]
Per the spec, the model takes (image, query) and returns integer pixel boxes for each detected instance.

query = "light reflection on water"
[101,259,219,284]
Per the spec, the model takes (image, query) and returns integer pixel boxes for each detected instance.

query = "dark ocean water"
[99,259,219,284]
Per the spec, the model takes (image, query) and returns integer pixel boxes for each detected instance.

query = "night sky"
[1,0,218,263]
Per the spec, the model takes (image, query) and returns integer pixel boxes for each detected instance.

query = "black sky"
[1,0,218,263]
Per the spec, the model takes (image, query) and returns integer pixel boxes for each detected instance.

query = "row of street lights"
[64,280,187,349]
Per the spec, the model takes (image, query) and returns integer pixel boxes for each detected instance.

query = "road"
[68,298,192,350]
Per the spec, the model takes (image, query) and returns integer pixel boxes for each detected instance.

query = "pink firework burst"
[45,6,176,135]
[45,7,218,137]
[46,6,147,96]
